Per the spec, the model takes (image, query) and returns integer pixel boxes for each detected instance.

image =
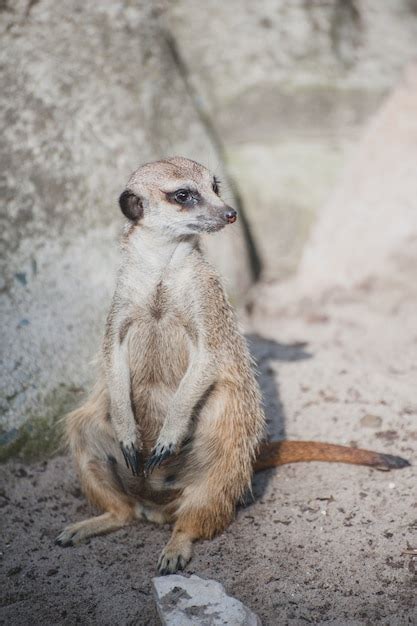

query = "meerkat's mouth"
[187,219,227,233]
[187,211,237,234]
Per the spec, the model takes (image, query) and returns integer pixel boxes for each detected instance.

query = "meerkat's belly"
[127,305,194,442]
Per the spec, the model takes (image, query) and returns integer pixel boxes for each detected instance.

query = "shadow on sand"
[244,333,313,502]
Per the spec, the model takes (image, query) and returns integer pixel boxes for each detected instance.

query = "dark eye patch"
[212,176,221,196]
[166,188,201,208]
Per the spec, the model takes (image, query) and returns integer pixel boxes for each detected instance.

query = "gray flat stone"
[152,574,261,626]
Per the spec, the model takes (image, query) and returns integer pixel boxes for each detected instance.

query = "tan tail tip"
[375,453,411,471]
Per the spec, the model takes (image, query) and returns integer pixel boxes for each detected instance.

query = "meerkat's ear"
[119,190,144,221]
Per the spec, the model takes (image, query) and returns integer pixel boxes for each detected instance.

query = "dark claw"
[158,555,186,575]
[144,444,175,476]
[55,532,75,548]
[55,537,73,548]
[120,442,142,476]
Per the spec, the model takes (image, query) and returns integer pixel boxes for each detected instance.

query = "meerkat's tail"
[254,440,410,472]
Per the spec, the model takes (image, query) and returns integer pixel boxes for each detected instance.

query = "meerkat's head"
[118,157,237,238]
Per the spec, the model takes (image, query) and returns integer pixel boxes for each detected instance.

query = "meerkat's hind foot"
[55,512,131,547]
[157,531,193,575]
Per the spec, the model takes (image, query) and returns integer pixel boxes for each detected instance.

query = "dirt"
[1,275,417,625]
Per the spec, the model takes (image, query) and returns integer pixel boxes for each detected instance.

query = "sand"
[1,269,417,625]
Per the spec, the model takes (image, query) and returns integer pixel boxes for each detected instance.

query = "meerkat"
[55,157,409,574]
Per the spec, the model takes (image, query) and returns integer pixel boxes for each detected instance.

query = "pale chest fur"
[128,271,197,386]
[117,235,200,433]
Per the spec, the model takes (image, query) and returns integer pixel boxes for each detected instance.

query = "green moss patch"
[0,385,84,462]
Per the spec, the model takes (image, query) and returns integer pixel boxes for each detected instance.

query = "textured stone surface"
[252,63,417,315]
[166,0,417,280]
[0,0,251,455]
[152,574,261,625]
[296,63,417,293]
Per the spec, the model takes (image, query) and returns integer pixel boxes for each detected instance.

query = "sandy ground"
[1,274,417,626]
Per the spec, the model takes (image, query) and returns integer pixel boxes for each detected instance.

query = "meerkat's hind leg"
[157,528,193,575]
[56,488,172,548]
[55,511,131,547]
[56,452,136,547]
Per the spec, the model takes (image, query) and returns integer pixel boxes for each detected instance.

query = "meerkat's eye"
[212,177,221,196]
[166,188,200,207]
[174,189,191,204]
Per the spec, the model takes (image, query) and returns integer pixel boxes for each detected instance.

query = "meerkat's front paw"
[144,442,176,476]
[120,440,142,476]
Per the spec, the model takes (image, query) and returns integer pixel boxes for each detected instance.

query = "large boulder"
[0,0,252,459]
[166,0,417,280]
[297,63,417,293]
[252,63,417,315]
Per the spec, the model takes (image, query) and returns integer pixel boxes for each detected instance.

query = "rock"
[251,62,417,317]
[360,414,382,429]
[0,0,252,457]
[296,63,417,294]
[152,574,261,626]
[165,0,417,281]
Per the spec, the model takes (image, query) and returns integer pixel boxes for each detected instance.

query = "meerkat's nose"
[224,209,237,224]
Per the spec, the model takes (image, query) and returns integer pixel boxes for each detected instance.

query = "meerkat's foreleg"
[145,353,216,474]
[104,331,142,475]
